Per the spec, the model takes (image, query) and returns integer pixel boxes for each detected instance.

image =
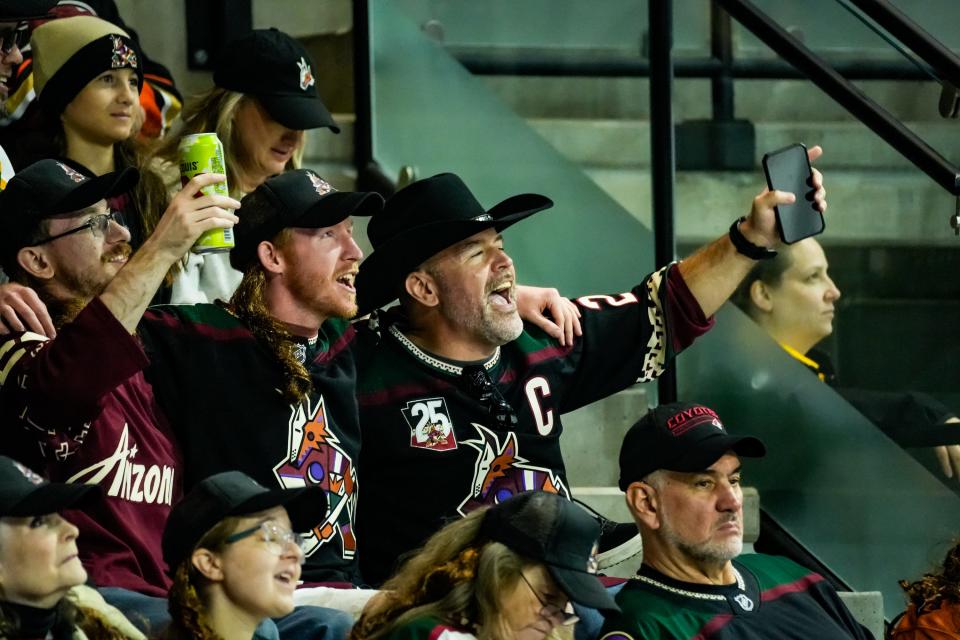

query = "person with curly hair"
[0,455,144,640]
[891,540,960,639]
[350,490,619,640]
[161,470,328,640]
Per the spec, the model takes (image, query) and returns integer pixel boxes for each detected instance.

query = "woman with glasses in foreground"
[350,491,619,640]
[161,470,327,640]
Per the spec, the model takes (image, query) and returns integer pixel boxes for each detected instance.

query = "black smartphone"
[761,143,825,244]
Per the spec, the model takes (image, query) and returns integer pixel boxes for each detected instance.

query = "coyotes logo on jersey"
[457,423,567,515]
[273,397,357,559]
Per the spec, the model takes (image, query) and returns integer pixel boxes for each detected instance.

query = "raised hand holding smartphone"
[762,143,825,243]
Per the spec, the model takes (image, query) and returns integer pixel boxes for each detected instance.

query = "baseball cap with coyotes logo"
[0,158,138,271]
[617,401,766,490]
[229,169,383,271]
[213,28,339,133]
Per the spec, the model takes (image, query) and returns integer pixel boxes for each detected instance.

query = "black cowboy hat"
[355,173,553,315]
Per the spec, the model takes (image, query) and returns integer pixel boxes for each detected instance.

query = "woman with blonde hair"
[351,491,618,640]
[152,28,340,305]
[0,455,143,640]
[161,470,328,640]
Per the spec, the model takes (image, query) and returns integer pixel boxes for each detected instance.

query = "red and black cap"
[355,172,553,315]
[618,401,767,490]
[479,491,620,614]
[0,456,99,517]
[230,169,383,271]
[214,28,338,132]
[162,470,328,576]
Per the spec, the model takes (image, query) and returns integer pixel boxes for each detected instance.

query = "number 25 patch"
[402,397,457,452]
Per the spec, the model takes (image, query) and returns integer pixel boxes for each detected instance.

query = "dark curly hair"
[900,538,960,610]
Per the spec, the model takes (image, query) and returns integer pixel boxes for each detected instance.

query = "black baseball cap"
[479,491,619,613]
[618,401,767,490]
[0,0,57,20]
[0,456,99,517]
[214,28,339,132]
[230,169,383,271]
[162,470,328,575]
[0,159,138,270]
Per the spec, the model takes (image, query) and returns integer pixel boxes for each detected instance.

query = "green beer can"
[178,133,234,253]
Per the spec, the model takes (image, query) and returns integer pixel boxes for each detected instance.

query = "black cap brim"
[53,167,139,216]
[259,93,340,133]
[7,482,99,517]
[228,485,327,533]
[356,193,553,315]
[670,434,767,473]
[548,565,620,614]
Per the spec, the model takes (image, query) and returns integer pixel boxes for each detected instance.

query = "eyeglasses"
[0,23,28,55]
[32,211,127,246]
[224,520,308,564]
[461,365,517,430]
[519,572,579,627]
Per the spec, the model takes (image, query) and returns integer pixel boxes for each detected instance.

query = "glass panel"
[389,0,710,56]
[369,0,654,299]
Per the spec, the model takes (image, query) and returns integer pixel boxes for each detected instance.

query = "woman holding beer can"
[154,28,340,304]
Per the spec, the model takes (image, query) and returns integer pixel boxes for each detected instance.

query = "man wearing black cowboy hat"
[599,401,872,639]
[0,159,238,626]
[353,151,827,587]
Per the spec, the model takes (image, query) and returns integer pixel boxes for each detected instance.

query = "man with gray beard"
[600,401,873,639]
[351,164,827,586]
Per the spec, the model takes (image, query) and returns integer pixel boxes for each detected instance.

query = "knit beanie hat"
[31,15,144,117]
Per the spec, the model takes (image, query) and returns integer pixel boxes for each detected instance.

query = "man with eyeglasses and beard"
[0,158,238,628]
[599,401,873,639]
[352,152,827,588]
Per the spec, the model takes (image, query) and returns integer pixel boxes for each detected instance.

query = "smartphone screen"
[762,144,825,244]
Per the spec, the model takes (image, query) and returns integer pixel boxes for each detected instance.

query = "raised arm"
[679,145,826,318]
[99,173,239,332]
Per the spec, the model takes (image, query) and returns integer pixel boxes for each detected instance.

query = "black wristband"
[729,217,777,260]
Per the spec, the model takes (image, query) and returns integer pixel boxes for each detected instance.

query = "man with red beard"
[600,401,873,639]
[0,159,238,622]
[352,154,827,586]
